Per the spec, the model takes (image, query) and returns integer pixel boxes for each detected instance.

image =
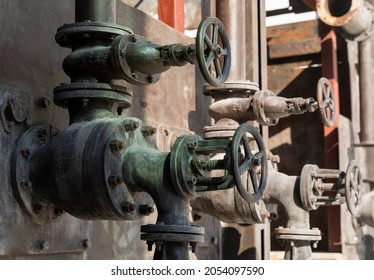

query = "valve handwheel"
[345,160,362,216]
[196,16,231,87]
[317,77,336,127]
[231,124,267,204]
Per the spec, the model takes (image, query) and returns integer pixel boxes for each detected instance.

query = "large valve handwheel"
[231,124,267,204]
[317,77,336,127]
[196,16,231,87]
[345,160,362,216]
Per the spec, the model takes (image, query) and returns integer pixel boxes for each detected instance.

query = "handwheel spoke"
[253,151,264,163]
[214,58,222,78]
[204,34,213,49]
[206,52,215,67]
[212,24,219,44]
[196,16,230,87]
[242,134,253,158]
[249,169,259,191]
[239,158,251,175]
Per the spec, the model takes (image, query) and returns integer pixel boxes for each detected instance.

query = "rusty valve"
[300,160,362,216]
[196,16,231,87]
[316,77,336,127]
[231,123,267,203]
[170,123,267,204]
[207,77,335,127]
[111,16,230,86]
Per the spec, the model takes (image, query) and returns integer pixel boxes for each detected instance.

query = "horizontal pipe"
[316,0,373,40]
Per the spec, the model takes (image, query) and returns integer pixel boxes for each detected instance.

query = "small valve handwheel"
[231,124,267,204]
[317,77,336,127]
[196,16,231,87]
[345,160,362,216]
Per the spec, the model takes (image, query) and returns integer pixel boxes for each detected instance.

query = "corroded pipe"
[316,0,374,41]
[263,171,313,260]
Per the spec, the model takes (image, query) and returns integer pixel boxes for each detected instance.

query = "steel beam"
[158,0,184,32]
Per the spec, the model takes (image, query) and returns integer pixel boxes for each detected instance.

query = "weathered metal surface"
[0,0,213,260]
[317,0,374,41]
[216,0,246,81]
[267,20,321,60]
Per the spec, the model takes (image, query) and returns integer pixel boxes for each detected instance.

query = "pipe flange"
[275,227,321,241]
[11,125,62,222]
[252,90,279,126]
[53,82,132,108]
[203,80,259,98]
[170,134,204,197]
[140,224,205,244]
[111,34,161,85]
[203,124,239,139]
[340,2,374,42]
[317,0,374,42]
[55,22,133,48]
[300,164,320,210]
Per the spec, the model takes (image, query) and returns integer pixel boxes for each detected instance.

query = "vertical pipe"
[359,39,374,143]
[201,0,216,17]
[75,0,116,23]
[216,0,246,81]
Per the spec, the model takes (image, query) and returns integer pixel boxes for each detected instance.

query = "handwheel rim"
[231,124,267,204]
[317,77,336,127]
[196,16,231,87]
[345,160,362,216]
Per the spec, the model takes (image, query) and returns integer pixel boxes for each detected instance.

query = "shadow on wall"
[222,227,258,260]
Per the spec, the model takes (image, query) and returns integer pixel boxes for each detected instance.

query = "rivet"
[41,97,51,108]
[33,204,42,214]
[190,242,197,253]
[110,140,125,152]
[141,126,157,136]
[147,75,154,83]
[187,141,197,149]
[125,120,139,131]
[131,72,138,79]
[121,202,136,213]
[80,239,91,250]
[21,149,31,158]
[146,241,153,251]
[39,240,49,251]
[108,175,124,187]
[139,205,154,216]
[54,208,64,216]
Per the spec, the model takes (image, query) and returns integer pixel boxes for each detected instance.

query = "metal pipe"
[316,0,373,41]
[216,0,246,80]
[357,192,374,227]
[122,146,191,259]
[75,0,116,23]
[263,171,313,260]
[358,39,374,143]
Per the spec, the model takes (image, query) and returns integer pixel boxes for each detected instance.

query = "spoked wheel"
[196,16,231,87]
[231,124,267,204]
